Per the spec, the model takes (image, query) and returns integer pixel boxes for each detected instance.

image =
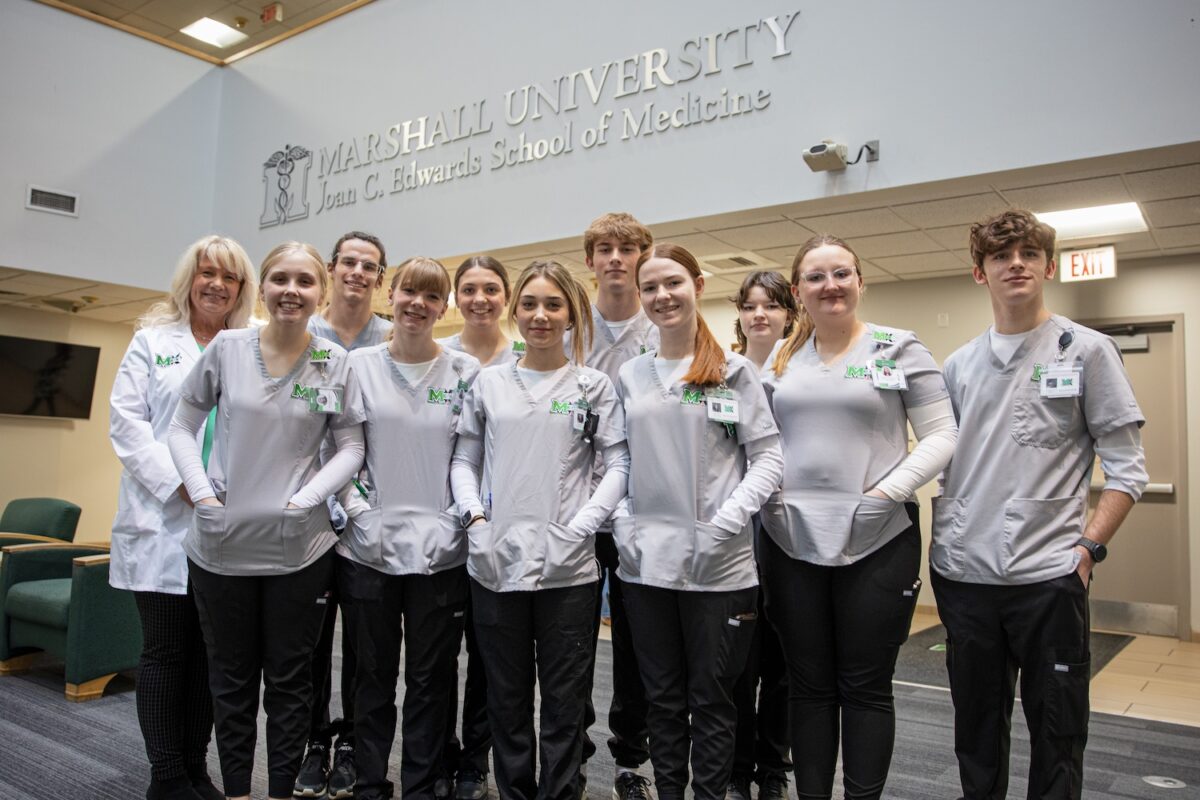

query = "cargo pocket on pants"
[1045,648,1090,737]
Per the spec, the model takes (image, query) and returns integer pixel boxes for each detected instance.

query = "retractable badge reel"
[571,373,600,442]
[1040,330,1081,398]
[308,348,344,414]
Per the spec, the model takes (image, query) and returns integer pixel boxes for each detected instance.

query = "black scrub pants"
[308,563,356,748]
[133,584,214,782]
[730,587,791,781]
[931,568,1091,800]
[622,583,758,800]
[442,595,492,778]
[760,508,921,800]
[580,530,652,770]
[337,557,469,800]
[189,552,334,799]
[471,580,597,800]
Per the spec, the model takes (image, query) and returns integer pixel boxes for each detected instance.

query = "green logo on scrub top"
[550,399,572,415]
[872,330,894,344]
[1031,363,1045,382]
[291,383,317,401]
[155,353,182,367]
[845,365,870,379]
[310,348,332,362]
[427,388,451,405]
[681,388,705,405]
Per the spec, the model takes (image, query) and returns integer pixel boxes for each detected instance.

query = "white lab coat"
[109,322,205,594]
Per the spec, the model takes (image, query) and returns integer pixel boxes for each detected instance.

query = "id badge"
[1039,364,1081,398]
[451,378,469,414]
[705,390,739,423]
[308,384,344,414]
[870,359,908,391]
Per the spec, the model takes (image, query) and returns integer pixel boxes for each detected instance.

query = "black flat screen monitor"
[0,334,101,420]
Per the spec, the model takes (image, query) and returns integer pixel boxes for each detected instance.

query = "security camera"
[803,140,848,172]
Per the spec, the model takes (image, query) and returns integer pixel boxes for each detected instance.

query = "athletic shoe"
[187,771,225,800]
[294,742,330,798]
[455,769,487,800]
[726,774,752,800]
[434,775,455,799]
[327,740,356,799]
[611,771,652,800]
[757,771,788,800]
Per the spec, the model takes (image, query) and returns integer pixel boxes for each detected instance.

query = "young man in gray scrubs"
[297,231,393,800]
[931,209,1147,799]
[571,212,658,800]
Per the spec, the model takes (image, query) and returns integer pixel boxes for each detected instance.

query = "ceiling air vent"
[26,185,79,217]
[700,251,783,273]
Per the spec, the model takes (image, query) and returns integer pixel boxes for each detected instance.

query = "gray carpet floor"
[1,629,1197,799]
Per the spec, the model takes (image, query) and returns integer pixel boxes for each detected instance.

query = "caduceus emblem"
[259,144,312,228]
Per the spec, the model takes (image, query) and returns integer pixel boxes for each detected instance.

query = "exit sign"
[1060,246,1117,283]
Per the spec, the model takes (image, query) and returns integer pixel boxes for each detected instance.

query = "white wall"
[212,0,1200,259]
[0,0,222,288]
[700,254,1200,636]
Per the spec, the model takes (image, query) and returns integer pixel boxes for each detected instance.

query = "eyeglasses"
[798,268,857,286]
[338,255,383,274]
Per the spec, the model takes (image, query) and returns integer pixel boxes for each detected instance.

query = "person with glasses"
[297,231,393,800]
[758,235,958,800]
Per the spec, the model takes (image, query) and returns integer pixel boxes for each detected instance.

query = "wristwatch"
[1074,537,1107,563]
[460,508,486,529]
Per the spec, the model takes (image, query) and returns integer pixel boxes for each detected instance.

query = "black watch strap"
[1075,537,1107,563]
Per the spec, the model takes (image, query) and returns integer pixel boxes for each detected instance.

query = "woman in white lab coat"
[109,234,257,800]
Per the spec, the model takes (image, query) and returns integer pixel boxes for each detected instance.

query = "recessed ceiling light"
[180,17,249,48]
[1035,202,1147,241]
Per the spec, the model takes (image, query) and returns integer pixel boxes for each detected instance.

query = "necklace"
[192,327,220,345]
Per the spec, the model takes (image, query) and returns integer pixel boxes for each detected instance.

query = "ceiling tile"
[104,0,154,10]
[1124,164,1200,202]
[0,267,25,280]
[665,232,746,258]
[689,207,792,230]
[870,251,966,276]
[754,246,800,268]
[135,0,227,32]
[843,230,943,259]
[793,208,914,238]
[891,192,1010,228]
[115,11,176,37]
[708,220,814,251]
[1151,224,1200,249]
[850,260,890,278]
[648,219,701,237]
[1001,176,1130,213]
[1142,196,1200,228]
[70,0,131,20]
[76,301,154,323]
[898,269,973,282]
[924,225,972,251]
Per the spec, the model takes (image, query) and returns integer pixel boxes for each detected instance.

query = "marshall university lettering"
[427,387,453,405]
[550,399,573,415]
[155,353,182,367]
[291,383,317,401]
[844,365,870,380]
[681,388,705,405]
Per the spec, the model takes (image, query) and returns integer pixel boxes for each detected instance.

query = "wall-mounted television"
[0,334,101,420]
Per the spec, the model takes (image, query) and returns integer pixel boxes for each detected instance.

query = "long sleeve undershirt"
[872,397,959,501]
[710,434,784,534]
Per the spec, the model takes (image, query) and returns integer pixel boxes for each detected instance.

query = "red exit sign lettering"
[1060,246,1117,283]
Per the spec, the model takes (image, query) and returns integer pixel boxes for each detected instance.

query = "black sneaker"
[726,774,752,800]
[294,742,329,798]
[327,740,356,799]
[434,775,455,800]
[611,772,652,800]
[455,769,487,800]
[757,771,788,800]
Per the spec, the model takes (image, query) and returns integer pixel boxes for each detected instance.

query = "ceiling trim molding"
[34,0,376,67]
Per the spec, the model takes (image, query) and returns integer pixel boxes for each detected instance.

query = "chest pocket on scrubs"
[1010,387,1078,449]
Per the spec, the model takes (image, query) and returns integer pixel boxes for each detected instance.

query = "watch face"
[1093,543,1108,562]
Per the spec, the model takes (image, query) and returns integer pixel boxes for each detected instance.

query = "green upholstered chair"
[0,497,82,547]
[0,542,142,701]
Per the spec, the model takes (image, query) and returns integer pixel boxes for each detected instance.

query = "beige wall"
[700,253,1199,637]
[0,306,133,543]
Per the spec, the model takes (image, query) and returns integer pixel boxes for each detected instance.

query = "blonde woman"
[168,242,366,800]
[451,261,628,800]
[110,235,256,800]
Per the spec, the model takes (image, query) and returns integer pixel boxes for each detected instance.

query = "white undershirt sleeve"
[289,424,366,508]
[1095,422,1148,501]
[710,434,784,535]
[167,400,217,504]
[872,398,958,501]
[450,434,485,515]
[569,442,630,537]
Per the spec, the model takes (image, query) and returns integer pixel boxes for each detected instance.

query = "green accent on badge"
[310,348,332,362]
[874,358,896,369]
[155,353,182,367]
[550,399,572,415]
[291,383,316,401]
[1061,378,1074,387]
[1031,363,1045,382]
[681,388,705,405]
[427,388,451,405]
[639,345,648,354]
[872,330,894,343]
[845,365,870,379]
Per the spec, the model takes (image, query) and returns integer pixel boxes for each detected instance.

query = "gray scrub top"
[456,362,625,592]
[337,345,481,575]
[570,304,660,388]
[308,312,392,351]
[438,333,522,367]
[932,314,1144,585]
[179,328,365,576]
[616,351,778,591]
[761,324,948,566]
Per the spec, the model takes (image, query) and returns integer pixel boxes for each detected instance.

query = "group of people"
[108,207,1147,800]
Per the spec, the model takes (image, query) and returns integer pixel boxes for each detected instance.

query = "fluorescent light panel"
[180,17,249,48]
[1035,202,1147,241]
